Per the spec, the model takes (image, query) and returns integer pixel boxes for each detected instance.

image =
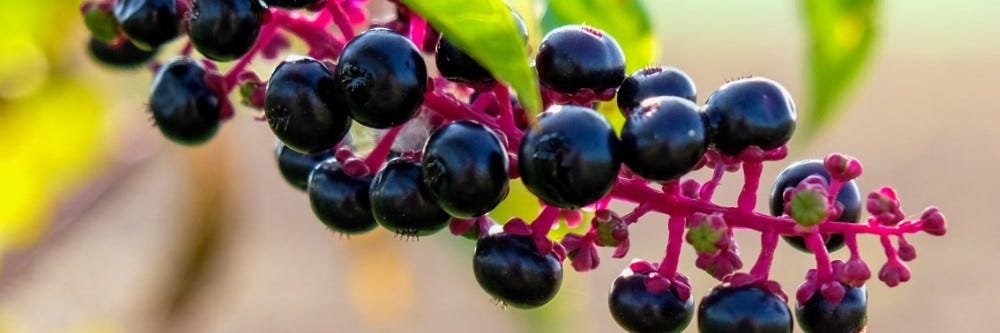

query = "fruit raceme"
[82,1,948,332]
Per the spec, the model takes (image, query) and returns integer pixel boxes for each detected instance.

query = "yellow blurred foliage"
[0,2,110,257]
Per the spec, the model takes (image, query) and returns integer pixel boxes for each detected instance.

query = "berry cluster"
[82,1,948,332]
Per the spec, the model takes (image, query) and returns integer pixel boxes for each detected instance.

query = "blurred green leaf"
[801,0,878,137]
[540,0,656,131]
[399,0,542,115]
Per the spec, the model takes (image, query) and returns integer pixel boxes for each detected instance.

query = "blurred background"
[0,0,995,332]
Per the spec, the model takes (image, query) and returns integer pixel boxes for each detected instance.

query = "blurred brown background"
[0,0,996,332]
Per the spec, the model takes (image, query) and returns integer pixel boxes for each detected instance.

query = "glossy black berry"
[187,0,264,61]
[369,158,450,237]
[703,77,796,156]
[148,57,221,145]
[796,284,867,333]
[274,140,334,191]
[608,273,694,333]
[620,96,708,182]
[617,66,697,115]
[308,159,377,235]
[435,10,527,85]
[113,0,181,50]
[265,57,351,154]
[519,105,621,209]
[87,37,158,68]
[535,25,626,94]
[473,232,562,309]
[263,0,319,9]
[421,120,509,218]
[336,28,427,128]
[769,159,861,253]
[698,285,793,333]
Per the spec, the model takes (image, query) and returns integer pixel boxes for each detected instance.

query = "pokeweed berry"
[369,158,451,237]
[308,159,378,235]
[113,0,181,50]
[87,37,158,68]
[608,270,694,333]
[796,283,868,333]
[336,28,428,128]
[263,0,320,9]
[435,9,528,86]
[187,0,264,61]
[473,231,563,309]
[703,77,796,156]
[519,105,621,209]
[698,284,794,333]
[617,66,697,115]
[535,24,626,96]
[264,56,351,154]
[421,120,510,218]
[770,159,862,253]
[274,140,335,191]
[620,96,709,182]
[148,57,221,145]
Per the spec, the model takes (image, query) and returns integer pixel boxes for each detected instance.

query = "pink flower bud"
[920,207,947,236]
[824,153,863,181]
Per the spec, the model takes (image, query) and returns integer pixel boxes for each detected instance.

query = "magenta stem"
[804,232,834,281]
[749,231,779,279]
[326,0,356,40]
[737,161,763,211]
[699,163,726,202]
[657,214,688,278]
[609,180,925,237]
[223,22,278,89]
[363,125,404,172]
[423,90,528,152]
[180,41,193,56]
[531,205,562,236]
[272,10,344,59]
[880,234,902,264]
[408,14,427,47]
[493,85,520,136]
[622,203,653,225]
[846,232,861,259]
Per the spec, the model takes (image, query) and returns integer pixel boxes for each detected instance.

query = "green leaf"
[399,0,541,115]
[540,0,656,131]
[801,0,878,137]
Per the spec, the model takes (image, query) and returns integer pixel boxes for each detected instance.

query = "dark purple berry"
[698,285,793,333]
[535,25,626,95]
[616,66,697,115]
[148,57,221,145]
[113,0,181,50]
[265,56,351,154]
[704,77,796,156]
[620,96,708,182]
[263,0,319,9]
[796,284,867,333]
[435,10,527,85]
[421,120,510,218]
[308,159,377,235]
[518,105,621,209]
[336,28,427,128]
[87,37,158,68]
[608,272,694,333]
[473,232,562,309]
[770,160,861,253]
[274,139,334,191]
[369,158,450,237]
[187,0,264,61]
